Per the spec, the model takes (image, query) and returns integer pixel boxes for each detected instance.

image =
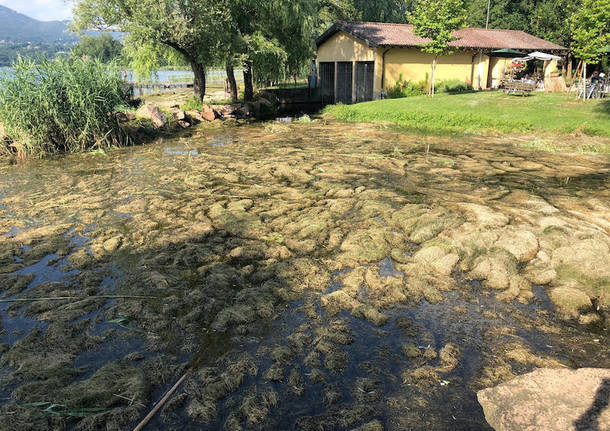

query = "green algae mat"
[0,121,608,430]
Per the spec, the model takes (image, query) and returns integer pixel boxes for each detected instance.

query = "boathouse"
[315,21,568,103]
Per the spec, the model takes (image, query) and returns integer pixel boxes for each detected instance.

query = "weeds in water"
[0,57,130,158]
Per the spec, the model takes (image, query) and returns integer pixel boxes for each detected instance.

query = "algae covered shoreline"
[0,120,608,430]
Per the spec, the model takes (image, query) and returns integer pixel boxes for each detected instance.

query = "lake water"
[1,67,243,87]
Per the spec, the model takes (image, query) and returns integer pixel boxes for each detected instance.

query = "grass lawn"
[324,92,610,137]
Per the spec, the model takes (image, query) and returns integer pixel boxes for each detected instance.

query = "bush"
[435,79,473,94]
[387,74,426,99]
[0,57,130,157]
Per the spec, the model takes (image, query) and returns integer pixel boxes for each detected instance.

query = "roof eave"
[315,22,380,48]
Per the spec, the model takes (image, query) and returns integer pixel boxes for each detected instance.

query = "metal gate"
[336,62,353,104]
[319,62,335,104]
[355,61,374,102]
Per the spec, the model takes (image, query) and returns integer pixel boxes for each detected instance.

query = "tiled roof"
[316,21,568,51]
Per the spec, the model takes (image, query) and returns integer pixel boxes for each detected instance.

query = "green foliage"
[182,97,205,112]
[324,92,610,137]
[465,0,580,48]
[71,34,123,63]
[570,0,610,63]
[435,79,473,94]
[0,43,67,67]
[408,0,465,96]
[408,0,465,56]
[0,57,129,157]
[72,0,232,99]
[387,74,426,98]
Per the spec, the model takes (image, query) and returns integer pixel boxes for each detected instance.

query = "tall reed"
[0,57,129,157]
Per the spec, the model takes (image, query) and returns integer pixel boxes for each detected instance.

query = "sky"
[0,0,73,21]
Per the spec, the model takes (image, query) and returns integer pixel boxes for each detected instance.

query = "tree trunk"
[191,60,206,101]
[226,62,238,103]
[430,56,437,97]
[243,60,254,102]
[582,61,587,100]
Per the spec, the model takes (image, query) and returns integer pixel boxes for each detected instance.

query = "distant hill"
[0,5,78,44]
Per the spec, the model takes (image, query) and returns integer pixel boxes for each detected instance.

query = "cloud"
[0,0,73,21]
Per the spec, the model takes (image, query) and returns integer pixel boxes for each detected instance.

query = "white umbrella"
[513,52,562,62]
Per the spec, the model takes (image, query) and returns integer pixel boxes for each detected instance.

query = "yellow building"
[316,22,567,103]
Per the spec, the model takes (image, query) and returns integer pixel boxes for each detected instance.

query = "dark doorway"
[319,62,335,104]
[336,62,353,104]
[355,61,374,102]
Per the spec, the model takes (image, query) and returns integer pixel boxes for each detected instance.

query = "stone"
[169,108,186,121]
[549,285,593,319]
[177,120,191,129]
[457,203,509,228]
[102,236,122,253]
[413,245,460,275]
[469,253,516,290]
[477,368,610,431]
[551,238,610,281]
[136,104,168,128]
[495,230,539,263]
[201,104,216,122]
[186,110,203,122]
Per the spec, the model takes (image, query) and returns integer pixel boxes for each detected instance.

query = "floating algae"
[0,121,608,430]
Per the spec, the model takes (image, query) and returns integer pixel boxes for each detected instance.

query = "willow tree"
[408,0,465,96]
[71,0,231,100]
[226,0,317,101]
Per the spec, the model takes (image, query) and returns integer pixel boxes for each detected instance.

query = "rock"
[186,110,203,122]
[413,246,460,275]
[551,238,610,281]
[495,230,539,263]
[169,108,186,121]
[136,104,168,128]
[258,97,274,107]
[213,105,235,118]
[549,285,593,319]
[457,203,509,228]
[469,251,517,290]
[201,104,216,122]
[102,236,122,253]
[177,120,191,129]
[477,368,610,431]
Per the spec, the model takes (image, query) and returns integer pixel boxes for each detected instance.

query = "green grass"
[324,92,610,137]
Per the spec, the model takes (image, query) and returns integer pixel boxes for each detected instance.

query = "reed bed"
[0,57,130,158]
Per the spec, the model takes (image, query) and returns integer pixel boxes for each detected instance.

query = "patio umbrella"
[490,49,525,58]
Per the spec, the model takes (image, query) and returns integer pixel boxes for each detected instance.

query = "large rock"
[548,284,593,319]
[136,104,168,128]
[201,104,216,122]
[495,229,539,263]
[478,368,610,431]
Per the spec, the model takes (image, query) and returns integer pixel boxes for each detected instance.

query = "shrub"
[0,57,130,157]
[386,74,426,99]
[435,79,474,94]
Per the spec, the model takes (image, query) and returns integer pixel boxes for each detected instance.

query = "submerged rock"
[548,285,593,319]
[477,368,610,431]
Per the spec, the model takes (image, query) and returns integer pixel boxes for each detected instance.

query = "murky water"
[0,121,608,430]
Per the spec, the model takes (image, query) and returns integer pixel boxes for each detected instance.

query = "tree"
[225,0,317,101]
[72,0,231,100]
[72,34,123,63]
[570,0,610,98]
[408,0,465,96]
